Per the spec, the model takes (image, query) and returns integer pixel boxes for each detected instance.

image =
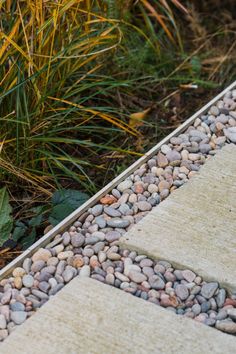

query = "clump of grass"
[1,0,232,202]
[0,0,189,197]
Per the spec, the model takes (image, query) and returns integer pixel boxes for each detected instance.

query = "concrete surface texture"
[1,277,236,354]
[120,144,236,293]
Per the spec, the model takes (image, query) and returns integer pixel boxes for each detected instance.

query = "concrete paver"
[1,277,236,354]
[120,144,236,293]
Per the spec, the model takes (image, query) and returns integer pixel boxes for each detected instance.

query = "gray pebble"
[201,282,218,299]
[62,267,75,283]
[31,289,49,300]
[22,275,34,288]
[31,260,45,273]
[136,201,152,212]
[71,233,85,247]
[105,231,121,243]
[107,218,130,228]
[175,284,189,300]
[149,275,165,290]
[117,180,133,192]
[104,206,121,217]
[216,289,226,308]
[10,311,27,325]
[10,302,25,312]
[79,265,91,278]
[22,258,32,273]
[91,204,103,216]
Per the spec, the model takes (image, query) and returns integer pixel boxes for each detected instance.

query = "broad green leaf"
[21,227,36,250]
[28,213,43,227]
[51,189,89,207]
[0,187,13,247]
[49,189,89,226]
[12,225,27,242]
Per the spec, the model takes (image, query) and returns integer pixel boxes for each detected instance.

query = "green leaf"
[0,187,13,247]
[51,189,89,207]
[28,213,43,227]
[49,189,89,226]
[12,225,27,242]
[21,227,37,250]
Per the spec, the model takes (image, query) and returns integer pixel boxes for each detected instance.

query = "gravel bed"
[1,90,236,341]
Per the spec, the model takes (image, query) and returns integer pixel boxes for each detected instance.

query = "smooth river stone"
[10,302,25,312]
[107,218,130,228]
[71,233,85,248]
[10,311,27,325]
[182,270,196,283]
[175,284,189,300]
[201,282,218,299]
[12,267,26,278]
[22,275,34,288]
[128,271,147,283]
[157,152,168,168]
[105,231,121,242]
[136,201,152,212]
[117,180,133,192]
[104,206,121,217]
[166,150,181,162]
[32,249,51,262]
[91,204,103,216]
[31,260,45,273]
[224,127,236,143]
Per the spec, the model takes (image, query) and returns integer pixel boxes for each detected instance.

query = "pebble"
[58,251,74,260]
[31,289,49,300]
[105,231,121,242]
[104,206,121,217]
[227,308,236,321]
[107,218,130,228]
[157,152,168,168]
[166,150,181,162]
[10,311,27,325]
[136,201,152,212]
[71,233,85,248]
[91,204,103,216]
[182,270,196,283]
[62,268,75,283]
[117,180,133,192]
[12,267,26,278]
[128,271,147,283]
[216,289,226,307]
[223,127,236,143]
[31,260,45,272]
[10,302,25,312]
[149,275,165,290]
[161,144,171,154]
[22,275,34,288]
[14,277,22,290]
[32,249,51,262]
[215,320,236,334]
[79,265,91,278]
[22,258,32,273]
[192,304,201,316]
[175,284,189,300]
[201,282,218,299]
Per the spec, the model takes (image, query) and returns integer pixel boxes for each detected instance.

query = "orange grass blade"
[140,0,175,43]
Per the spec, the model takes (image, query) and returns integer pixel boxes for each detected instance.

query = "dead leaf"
[129,107,151,129]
